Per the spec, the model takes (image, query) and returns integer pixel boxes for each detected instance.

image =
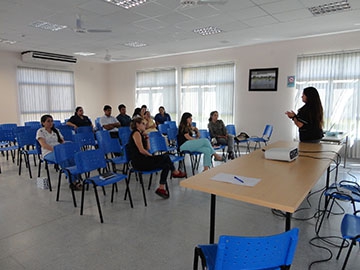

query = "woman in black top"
[127,116,186,199]
[286,86,324,143]
[66,106,92,130]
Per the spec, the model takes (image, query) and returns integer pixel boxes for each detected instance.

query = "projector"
[264,147,298,162]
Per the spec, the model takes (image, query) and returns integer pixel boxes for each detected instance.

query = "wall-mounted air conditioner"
[21,51,77,66]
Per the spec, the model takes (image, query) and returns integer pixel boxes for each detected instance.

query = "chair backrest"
[118,127,132,146]
[215,228,299,270]
[54,142,81,169]
[262,124,273,141]
[15,127,37,148]
[0,123,17,130]
[76,126,93,133]
[25,121,41,129]
[94,117,102,131]
[0,127,17,144]
[57,125,74,141]
[75,149,107,174]
[148,132,168,154]
[95,130,122,155]
[158,123,170,135]
[198,129,210,140]
[226,124,236,136]
[53,120,62,128]
[74,132,96,149]
[164,121,177,129]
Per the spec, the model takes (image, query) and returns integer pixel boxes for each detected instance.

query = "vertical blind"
[17,67,75,124]
[180,63,235,128]
[135,68,176,119]
[296,51,360,158]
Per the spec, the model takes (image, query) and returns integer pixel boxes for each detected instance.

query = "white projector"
[264,147,298,162]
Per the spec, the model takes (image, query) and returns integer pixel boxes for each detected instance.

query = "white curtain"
[17,67,75,124]
[181,63,235,129]
[136,68,176,118]
[296,51,360,158]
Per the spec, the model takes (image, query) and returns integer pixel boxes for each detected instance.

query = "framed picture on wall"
[248,67,279,91]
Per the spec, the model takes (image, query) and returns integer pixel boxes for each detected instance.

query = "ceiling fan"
[73,15,112,33]
[180,0,227,6]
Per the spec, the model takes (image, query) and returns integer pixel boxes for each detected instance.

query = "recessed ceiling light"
[124,41,148,48]
[308,1,351,16]
[103,0,147,9]
[74,52,96,56]
[193,26,223,36]
[29,20,67,31]
[0,38,16,45]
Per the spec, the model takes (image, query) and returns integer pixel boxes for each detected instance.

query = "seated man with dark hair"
[100,105,120,138]
[116,104,131,127]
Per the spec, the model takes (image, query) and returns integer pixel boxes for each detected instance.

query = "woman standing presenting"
[285,86,324,143]
[178,112,225,172]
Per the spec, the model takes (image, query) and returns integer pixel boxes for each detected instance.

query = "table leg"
[210,194,216,244]
[285,212,291,231]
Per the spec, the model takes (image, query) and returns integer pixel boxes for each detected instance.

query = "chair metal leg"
[342,239,356,270]
[80,182,85,216]
[125,177,133,208]
[45,161,52,192]
[336,239,346,260]
[56,171,62,201]
[93,185,104,223]
[148,174,153,190]
[139,173,147,207]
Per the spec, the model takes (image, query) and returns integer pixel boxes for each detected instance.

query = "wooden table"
[321,133,348,168]
[180,141,343,243]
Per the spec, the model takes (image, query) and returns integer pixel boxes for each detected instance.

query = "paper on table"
[211,173,261,187]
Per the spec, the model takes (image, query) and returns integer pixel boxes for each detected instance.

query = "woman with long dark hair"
[36,114,64,161]
[127,116,186,199]
[178,112,225,171]
[286,86,324,143]
[66,106,92,129]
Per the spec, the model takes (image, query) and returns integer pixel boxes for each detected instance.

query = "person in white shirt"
[100,105,121,138]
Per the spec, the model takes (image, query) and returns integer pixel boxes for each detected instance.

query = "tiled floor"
[0,152,359,270]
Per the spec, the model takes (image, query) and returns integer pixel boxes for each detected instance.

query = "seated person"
[127,116,186,199]
[154,106,171,125]
[208,111,235,160]
[116,104,131,127]
[178,112,225,172]
[100,105,120,138]
[143,110,157,134]
[132,107,141,118]
[66,106,93,130]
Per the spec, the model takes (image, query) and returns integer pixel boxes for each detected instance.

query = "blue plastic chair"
[118,127,132,146]
[94,117,102,131]
[54,142,82,207]
[75,149,133,223]
[0,126,18,173]
[317,180,360,234]
[76,126,93,133]
[226,124,250,156]
[24,121,41,129]
[96,130,128,173]
[53,120,62,128]
[248,124,273,150]
[193,228,299,270]
[336,211,360,270]
[35,139,58,192]
[15,127,38,178]
[57,125,74,142]
[158,123,170,135]
[148,132,186,180]
[74,132,97,150]
[164,121,177,129]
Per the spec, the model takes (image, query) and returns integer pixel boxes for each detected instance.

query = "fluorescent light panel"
[29,20,67,31]
[103,0,147,9]
[74,52,96,56]
[124,41,147,48]
[0,38,16,45]
[193,26,223,36]
[308,1,351,16]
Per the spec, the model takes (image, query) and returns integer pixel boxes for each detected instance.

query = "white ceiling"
[1,0,360,63]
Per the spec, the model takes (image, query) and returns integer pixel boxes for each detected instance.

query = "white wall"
[1,31,359,143]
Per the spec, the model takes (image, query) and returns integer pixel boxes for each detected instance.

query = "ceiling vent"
[21,51,77,66]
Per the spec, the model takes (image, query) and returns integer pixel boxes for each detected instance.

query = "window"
[17,67,75,124]
[181,63,235,128]
[296,51,360,158]
[135,68,176,119]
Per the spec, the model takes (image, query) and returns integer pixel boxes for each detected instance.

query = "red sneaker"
[155,188,169,199]
[172,171,187,178]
